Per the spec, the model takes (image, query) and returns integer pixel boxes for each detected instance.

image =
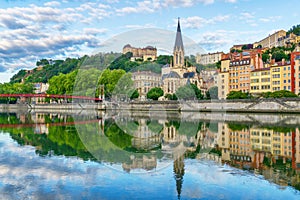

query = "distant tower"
[173,18,185,68]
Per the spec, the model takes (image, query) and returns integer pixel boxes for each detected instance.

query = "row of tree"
[0,82,33,103]
[146,85,218,101]
[226,90,298,99]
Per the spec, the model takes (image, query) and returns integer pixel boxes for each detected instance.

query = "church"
[162,18,202,95]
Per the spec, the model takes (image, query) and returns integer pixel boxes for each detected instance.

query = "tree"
[112,73,136,100]
[146,87,164,100]
[165,93,178,100]
[98,69,126,98]
[262,90,298,98]
[287,24,300,36]
[207,86,218,99]
[175,84,201,100]
[272,50,288,62]
[226,91,252,99]
[130,89,139,99]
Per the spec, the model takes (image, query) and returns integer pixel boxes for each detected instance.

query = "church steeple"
[173,18,185,68]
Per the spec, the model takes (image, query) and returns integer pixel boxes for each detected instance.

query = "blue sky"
[0,0,299,82]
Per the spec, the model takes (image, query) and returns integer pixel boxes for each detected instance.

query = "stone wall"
[110,98,300,113]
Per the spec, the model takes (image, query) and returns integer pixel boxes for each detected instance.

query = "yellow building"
[270,65,282,91]
[217,58,230,99]
[250,68,271,95]
[254,30,286,48]
[123,44,157,61]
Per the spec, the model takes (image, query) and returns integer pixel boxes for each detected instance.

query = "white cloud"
[44,1,61,7]
[224,0,237,3]
[259,16,282,23]
[240,12,255,20]
[179,15,230,29]
[116,0,161,15]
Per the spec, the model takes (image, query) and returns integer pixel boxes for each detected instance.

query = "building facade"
[123,44,157,61]
[253,30,286,49]
[196,52,223,65]
[132,71,161,100]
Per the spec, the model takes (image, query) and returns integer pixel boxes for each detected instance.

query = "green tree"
[98,69,126,98]
[175,84,195,100]
[146,87,164,100]
[226,91,252,99]
[207,86,218,99]
[175,84,203,100]
[262,90,298,98]
[165,93,178,100]
[272,49,288,62]
[130,89,139,99]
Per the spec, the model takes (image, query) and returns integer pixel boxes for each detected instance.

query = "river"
[0,111,300,199]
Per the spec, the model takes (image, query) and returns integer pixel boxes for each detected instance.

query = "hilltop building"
[196,52,224,65]
[253,30,286,49]
[123,44,157,61]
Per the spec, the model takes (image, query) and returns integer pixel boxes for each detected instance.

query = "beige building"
[196,52,223,65]
[132,71,161,100]
[253,30,286,48]
[123,44,157,61]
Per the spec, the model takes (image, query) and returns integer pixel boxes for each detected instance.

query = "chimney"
[271,59,275,65]
[282,58,285,65]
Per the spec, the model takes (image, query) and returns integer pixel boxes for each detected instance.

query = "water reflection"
[0,111,300,198]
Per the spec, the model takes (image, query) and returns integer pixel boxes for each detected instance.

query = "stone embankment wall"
[110,98,300,113]
[1,98,300,113]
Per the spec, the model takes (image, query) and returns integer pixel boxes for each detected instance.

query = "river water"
[0,111,300,199]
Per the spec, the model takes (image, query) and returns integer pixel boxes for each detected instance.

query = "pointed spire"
[174,17,184,52]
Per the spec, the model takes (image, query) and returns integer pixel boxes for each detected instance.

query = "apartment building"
[253,30,286,48]
[196,52,223,65]
[291,52,300,94]
[218,50,263,99]
[250,68,271,95]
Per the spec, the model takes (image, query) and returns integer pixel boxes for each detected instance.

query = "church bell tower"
[173,18,185,68]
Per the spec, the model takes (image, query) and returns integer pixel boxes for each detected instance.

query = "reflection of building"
[122,155,157,172]
[131,119,161,150]
[31,113,49,134]
[218,123,230,161]
[294,128,300,170]
[132,71,161,100]
[123,44,157,61]
[173,155,184,199]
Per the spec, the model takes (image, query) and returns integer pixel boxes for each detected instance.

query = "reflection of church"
[162,18,202,95]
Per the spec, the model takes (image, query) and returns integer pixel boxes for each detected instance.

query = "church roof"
[162,71,181,80]
[174,18,184,52]
[183,72,195,78]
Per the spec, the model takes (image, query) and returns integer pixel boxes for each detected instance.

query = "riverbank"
[113,98,300,113]
[1,98,300,113]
